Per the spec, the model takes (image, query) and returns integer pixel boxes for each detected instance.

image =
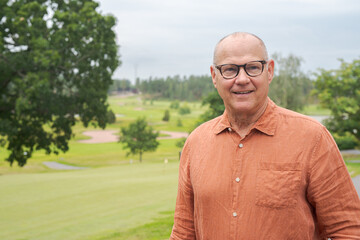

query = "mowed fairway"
[0,161,178,240]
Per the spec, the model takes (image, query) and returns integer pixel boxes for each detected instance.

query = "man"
[170,32,360,239]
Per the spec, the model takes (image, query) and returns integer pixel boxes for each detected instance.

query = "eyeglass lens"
[220,61,263,79]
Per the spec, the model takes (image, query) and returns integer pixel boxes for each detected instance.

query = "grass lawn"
[300,104,331,116]
[344,154,360,177]
[0,161,179,240]
[347,161,360,177]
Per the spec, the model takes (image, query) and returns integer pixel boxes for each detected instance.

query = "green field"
[0,162,178,240]
[300,104,331,116]
[0,95,200,240]
[0,94,358,240]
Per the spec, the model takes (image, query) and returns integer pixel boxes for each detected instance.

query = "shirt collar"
[213,97,277,136]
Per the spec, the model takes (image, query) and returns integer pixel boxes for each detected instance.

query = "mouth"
[233,90,254,95]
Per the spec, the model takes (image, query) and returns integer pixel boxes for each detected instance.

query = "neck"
[227,100,268,137]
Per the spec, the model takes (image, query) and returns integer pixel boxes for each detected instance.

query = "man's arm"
[170,141,196,240]
[307,126,360,239]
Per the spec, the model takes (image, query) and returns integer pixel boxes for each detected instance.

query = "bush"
[176,137,187,148]
[333,132,359,150]
[178,105,191,115]
[170,100,180,109]
[162,109,170,121]
[106,110,116,124]
[177,118,183,127]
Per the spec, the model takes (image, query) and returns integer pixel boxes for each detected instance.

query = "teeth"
[235,91,252,94]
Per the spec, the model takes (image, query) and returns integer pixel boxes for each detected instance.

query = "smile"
[233,90,253,94]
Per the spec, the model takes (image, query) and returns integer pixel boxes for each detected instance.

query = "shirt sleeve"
[170,140,196,240]
[307,126,360,239]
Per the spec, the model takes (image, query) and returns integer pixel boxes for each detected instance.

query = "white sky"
[96,0,360,83]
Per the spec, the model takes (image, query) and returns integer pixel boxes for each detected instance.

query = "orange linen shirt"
[170,98,360,240]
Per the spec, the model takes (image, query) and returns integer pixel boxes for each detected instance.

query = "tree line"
[136,75,215,101]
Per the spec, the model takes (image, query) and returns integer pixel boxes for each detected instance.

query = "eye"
[222,65,238,74]
[246,63,261,71]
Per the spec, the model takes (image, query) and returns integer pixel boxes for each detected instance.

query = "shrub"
[178,105,191,115]
[106,110,116,124]
[177,118,183,127]
[170,100,180,109]
[333,132,359,150]
[162,109,170,122]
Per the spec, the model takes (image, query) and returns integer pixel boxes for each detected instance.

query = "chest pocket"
[256,162,302,208]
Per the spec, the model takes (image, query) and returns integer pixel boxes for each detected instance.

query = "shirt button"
[238,143,244,148]
[233,212,237,217]
[235,177,240,183]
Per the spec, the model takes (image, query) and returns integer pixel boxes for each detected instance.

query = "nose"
[234,67,250,85]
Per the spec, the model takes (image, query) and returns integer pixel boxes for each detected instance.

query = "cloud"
[97,0,360,81]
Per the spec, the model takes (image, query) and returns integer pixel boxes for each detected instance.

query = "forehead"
[216,35,265,64]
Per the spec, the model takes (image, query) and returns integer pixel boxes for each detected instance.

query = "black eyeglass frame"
[215,60,267,79]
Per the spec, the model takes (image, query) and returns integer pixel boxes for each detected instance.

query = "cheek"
[253,78,269,91]
[218,79,234,89]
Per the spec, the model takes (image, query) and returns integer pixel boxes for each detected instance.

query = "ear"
[210,65,217,88]
[266,59,275,84]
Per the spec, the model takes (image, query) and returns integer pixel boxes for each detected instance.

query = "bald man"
[170,32,360,239]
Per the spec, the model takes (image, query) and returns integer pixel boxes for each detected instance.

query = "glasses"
[215,60,267,79]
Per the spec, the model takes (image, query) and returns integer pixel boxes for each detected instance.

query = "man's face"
[210,36,274,117]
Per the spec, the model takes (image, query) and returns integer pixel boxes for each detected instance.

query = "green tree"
[170,100,180,109]
[0,0,120,166]
[176,118,183,127]
[108,79,133,93]
[269,53,313,111]
[199,91,225,123]
[138,75,214,101]
[119,117,160,162]
[175,137,186,149]
[313,58,360,146]
[162,109,170,122]
[178,104,191,115]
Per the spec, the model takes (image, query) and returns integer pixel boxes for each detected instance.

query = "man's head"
[213,32,269,65]
[210,32,274,118]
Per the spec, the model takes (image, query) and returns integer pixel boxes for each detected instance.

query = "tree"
[269,53,313,111]
[162,109,170,121]
[313,58,360,146]
[178,105,191,115]
[0,0,120,166]
[198,91,225,124]
[108,79,133,93]
[175,137,186,149]
[170,100,180,109]
[119,117,159,162]
[137,75,214,101]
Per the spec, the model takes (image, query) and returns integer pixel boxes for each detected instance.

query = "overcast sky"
[96,0,360,82]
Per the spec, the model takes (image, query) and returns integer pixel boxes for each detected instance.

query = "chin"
[229,103,255,114]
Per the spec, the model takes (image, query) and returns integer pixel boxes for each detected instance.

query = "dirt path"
[77,130,188,144]
[43,161,87,170]
[353,175,360,197]
[158,131,188,140]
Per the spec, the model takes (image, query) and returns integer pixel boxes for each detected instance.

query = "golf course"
[0,94,202,240]
[0,94,359,240]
